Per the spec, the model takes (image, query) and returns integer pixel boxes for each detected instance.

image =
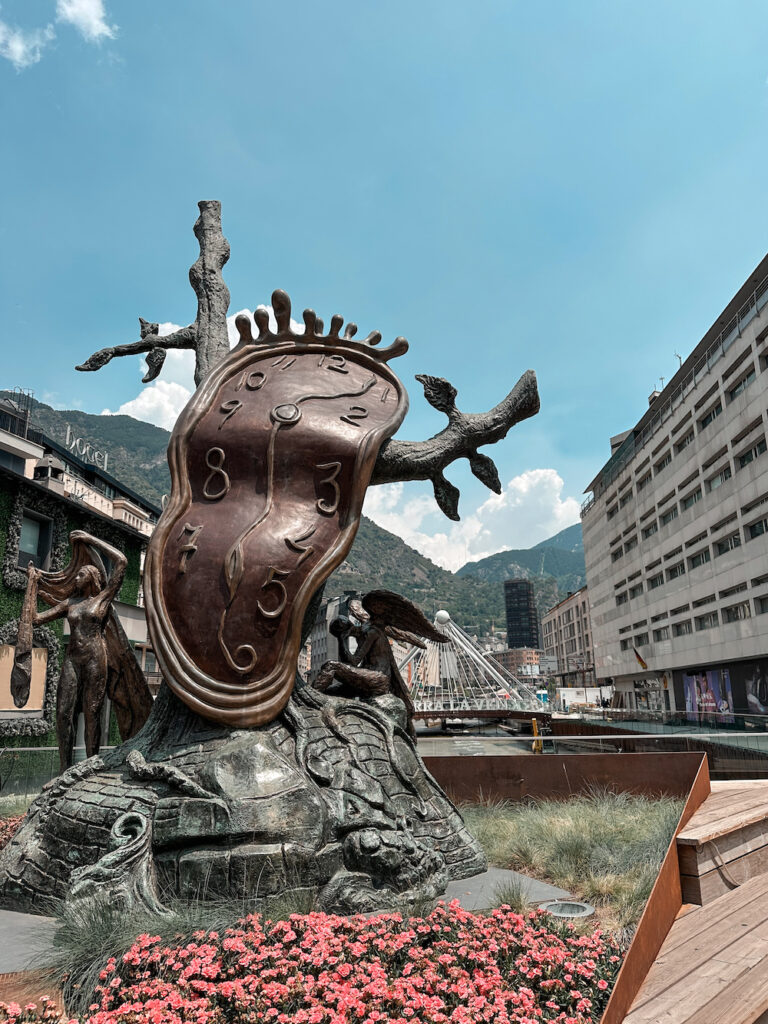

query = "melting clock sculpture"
[0,203,539,917]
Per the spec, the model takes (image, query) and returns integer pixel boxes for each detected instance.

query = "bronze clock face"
[144,331,408,727]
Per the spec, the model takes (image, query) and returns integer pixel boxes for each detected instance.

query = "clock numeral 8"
[203,447,231,500]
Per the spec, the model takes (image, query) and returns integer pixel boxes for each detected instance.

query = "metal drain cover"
[539,900,595,918]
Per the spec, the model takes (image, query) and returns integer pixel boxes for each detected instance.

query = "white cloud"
[102,379,192,431]
[0,21,55,69]
[56,0,115,41]
[363,469,580,571]
[0,1,114,70]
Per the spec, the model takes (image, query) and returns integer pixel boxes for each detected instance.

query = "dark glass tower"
[503,578,540,648]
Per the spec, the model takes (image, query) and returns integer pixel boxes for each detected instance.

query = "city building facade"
[541,586,596,688]
[503,578,540,648]
[490,646,541,677]
[581,258,768,715]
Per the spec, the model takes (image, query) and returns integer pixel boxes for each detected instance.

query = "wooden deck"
[625,780,768,1024]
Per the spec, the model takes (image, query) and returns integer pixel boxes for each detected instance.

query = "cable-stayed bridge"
[398,610,547,720]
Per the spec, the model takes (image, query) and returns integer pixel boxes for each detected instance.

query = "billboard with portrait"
[682,668,735,724]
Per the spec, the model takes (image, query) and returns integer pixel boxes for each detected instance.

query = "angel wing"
[361,590,448,646]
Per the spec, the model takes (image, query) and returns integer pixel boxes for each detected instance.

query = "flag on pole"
[633,647,648,670]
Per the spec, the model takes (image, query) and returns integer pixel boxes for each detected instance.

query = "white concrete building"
[581,257,768,716]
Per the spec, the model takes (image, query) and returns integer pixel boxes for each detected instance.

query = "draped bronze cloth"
[12,535,153,741]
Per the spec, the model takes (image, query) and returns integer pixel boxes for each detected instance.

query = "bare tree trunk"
[189,200,230,385]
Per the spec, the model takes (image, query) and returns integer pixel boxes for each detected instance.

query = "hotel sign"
[64,425,110,471]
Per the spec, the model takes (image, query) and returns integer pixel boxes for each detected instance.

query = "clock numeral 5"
[256,566,291,619]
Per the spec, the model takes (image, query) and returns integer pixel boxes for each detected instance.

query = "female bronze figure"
[20,531,152,770]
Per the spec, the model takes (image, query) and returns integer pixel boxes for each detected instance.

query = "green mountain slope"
[10,394,582,633]
[10,394,171,505]
[531,522,583,553]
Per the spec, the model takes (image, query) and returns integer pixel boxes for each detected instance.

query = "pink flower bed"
[0,902,622,1024]
[0,816,24,853]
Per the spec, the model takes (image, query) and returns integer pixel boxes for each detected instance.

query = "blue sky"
[3,1,768,568]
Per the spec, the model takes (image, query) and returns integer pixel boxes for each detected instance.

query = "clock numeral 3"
[316,462,342,515]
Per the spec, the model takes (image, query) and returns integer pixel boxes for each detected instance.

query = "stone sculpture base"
[0,681,486,917]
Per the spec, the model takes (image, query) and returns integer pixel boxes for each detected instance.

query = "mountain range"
[11,394,586,635]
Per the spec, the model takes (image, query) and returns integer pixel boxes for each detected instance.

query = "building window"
[655,452,672,474]
[739,437,767,470]
[648,572,664,590]
[672,620,693,637]
[624,536,638,554]
[611,548,624,563]
[666,561,685,581]
[747,516,768,541]
[688,548,711,570]
[642,522,658,540]
[722,602,751,623]
[616,592,628,607]
[695,611,719,631]
[653,626,670,641]
[607,505,618,520]
[675,430,695,454]
[635,632,649,646]
[728,368,756,402]
[700,401,723,430]
[619,490,634,508]
[681,488,702,511]
[660,506,679,527]
[17,512,53,569]
[756,596,768,616]
[707,465,732,492]
[620,638,632,651]
[629,583,643,599]
[715,532,741,556]
[637,472,652,491]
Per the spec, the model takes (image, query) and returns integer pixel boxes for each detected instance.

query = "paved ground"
[416,733,533,757]
[444,866,571,911]
[0,909,57,974]
[0,869,571,975]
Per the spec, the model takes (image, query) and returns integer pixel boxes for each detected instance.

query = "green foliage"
[119,543,141,606]
[462,789,683,929]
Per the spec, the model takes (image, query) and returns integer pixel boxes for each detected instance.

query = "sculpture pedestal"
[0,682,486,916]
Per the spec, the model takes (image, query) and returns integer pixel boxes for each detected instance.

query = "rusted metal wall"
[423,751,707,803]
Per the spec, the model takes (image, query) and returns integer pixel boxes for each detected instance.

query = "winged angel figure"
[312,589,447,737]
